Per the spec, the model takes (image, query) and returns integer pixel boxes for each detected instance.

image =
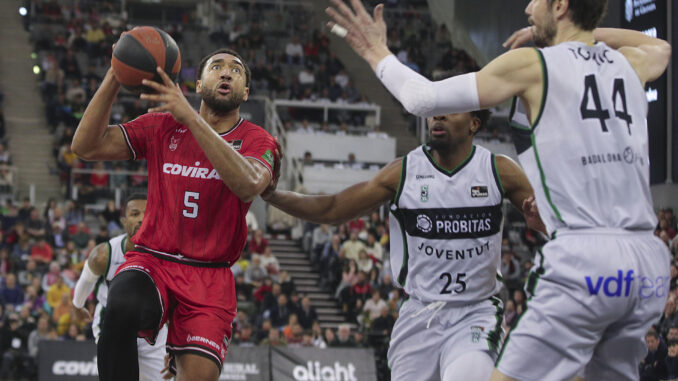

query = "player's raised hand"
[140,67,196,126]
[503,26,534,50]
[326,0,391,69]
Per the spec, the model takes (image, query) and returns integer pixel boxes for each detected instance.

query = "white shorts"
[496,229,670,381]
[388,296,504,381]
[93,303,168,381]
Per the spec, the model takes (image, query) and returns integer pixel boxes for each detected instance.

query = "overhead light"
[19,7,27,16]
[33,65,40,75]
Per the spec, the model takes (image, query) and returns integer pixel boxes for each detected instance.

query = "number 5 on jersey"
[183,191,199,218]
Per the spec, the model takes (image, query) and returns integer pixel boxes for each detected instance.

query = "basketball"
[111,26,181,92]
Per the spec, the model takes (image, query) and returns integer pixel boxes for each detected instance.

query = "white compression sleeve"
[375,54,480,118]
[73,261,100,308]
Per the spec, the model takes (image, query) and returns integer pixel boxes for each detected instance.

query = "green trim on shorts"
[487,296,504,352]
[496,248,546,366]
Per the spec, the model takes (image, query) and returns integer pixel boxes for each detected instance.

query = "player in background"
[326,0,671,379]
[72,193,169,381]
[71,47,278,381]
[263,108,544,380]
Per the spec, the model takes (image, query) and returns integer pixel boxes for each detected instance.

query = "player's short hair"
[198,48,251,88]
[125,193,147,206]
[549,0,607,31]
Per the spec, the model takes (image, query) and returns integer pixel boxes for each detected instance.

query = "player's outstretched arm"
[495,155,546,235]
[72,243,109,320]
[71,68,133,161]
[593,28,671,85]
[326,1,540,118]
[264,158,401,225]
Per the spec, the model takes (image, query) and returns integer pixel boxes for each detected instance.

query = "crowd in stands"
[640,209,678,381]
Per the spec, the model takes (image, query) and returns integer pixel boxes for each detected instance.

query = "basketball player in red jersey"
[71,48,278,381]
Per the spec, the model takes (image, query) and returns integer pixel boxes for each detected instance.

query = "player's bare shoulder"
[87,242,111,275]
[374,157,403,194]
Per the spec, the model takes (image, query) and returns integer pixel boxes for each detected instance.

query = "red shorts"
[116,251,236,370]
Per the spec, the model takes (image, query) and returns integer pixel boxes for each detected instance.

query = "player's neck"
[431,141,473,171]
[124,236,134,254]
[199,105,242,134]
[554,22,595,46]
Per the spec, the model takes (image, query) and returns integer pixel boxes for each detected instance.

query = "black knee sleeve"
[105,269,162,333]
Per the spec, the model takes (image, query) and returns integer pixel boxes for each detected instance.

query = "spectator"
[269,294,291,328]
[297,296,318,330]
[26,209,46,240]
[46,276,70,310]
[28,316,49,359]
[311,321,327,348]
[260,328,287,347]
[0,314,28,379]
[71,222,91,248]
[99,200,122,233]
[279,270,296,297]
[259,246,280,277]
[371,306,395,336]
[30,237,54,265]
[641,329,668,381]
[357,249,373,273]
[0,144,11,164]
[285,36,304,65]
[667,340,678,379]
[261,282,282,312]
[364,231,383,266]
[341,231,365,261]
[249,229,269,255]
[336,259,358,298]
[363,290,387,323]
[235,323,255,346]
[41,262,62,292]
[332,324,355,348]
[17,259,39,288]
[282,314,299,340]
[244,256,267,285]
[1,274,24,309]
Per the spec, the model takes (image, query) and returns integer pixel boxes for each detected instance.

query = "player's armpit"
[476,48,542,112]
[87,243,112,276]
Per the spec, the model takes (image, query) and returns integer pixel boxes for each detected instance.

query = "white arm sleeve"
[73,261,100,308]
[375,55,480,118]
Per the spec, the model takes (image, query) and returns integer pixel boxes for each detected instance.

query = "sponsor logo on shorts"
[471,326,483,343]
[585,270,670,299]
[293,361,356,381]
[187,334,222,352]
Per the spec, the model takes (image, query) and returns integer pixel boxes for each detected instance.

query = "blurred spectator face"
[278,294,287,307]
[672,265,678,279]
[302,297,311,310]
[255,229,263,241]
[241,325,252,341]
[123,199,146,238]
[272,283,281,296]
[380,306,389,318]
[30,209,40,221]
[349,231,358,241]
[669,328,678,341]
[288,314,298,326]
[359,250,368,260]
[68,323,79,338]
[383,274,392,285]
[38,316,49,332]
[268,329,280,344]
[367,233,376,245]
[5,274,16,288]
[252,256,261,267]
[646,334,660,352]
[332,235,340,246]
[324,328,335,343]
[264,246,272,257]
[337,325,350,342]
[302,332,313,346]
[353,331,363,344]
[666,299,676,316]
[262,319,272,331]
[669,342,678,358]
[372,290,381,301]
[357,272,366,283]
[279,271,289,282]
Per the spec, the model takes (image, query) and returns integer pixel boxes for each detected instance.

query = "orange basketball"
[111,26,181,92]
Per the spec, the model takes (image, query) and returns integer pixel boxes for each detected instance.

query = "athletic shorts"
[496,229,670,381]
[388,296,504,381]
[116,251,236,371]
[93,303,168,381]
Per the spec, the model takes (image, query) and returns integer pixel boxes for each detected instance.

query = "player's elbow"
[658,40,672,67]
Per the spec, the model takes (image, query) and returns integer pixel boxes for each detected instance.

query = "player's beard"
[532,13,557,48]
[201,87,245,114]
[427,136,452,153]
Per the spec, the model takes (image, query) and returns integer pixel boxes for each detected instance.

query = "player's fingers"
[350,0,373,22]
[139,93,166,102]
[329,0,358,25]
[148,105,168,113]
[156,66,174,87]
[326,8,352,33]
[141,78,165,92]
[373,3,385,24]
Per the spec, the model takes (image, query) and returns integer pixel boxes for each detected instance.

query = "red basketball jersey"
[119,112,276,263]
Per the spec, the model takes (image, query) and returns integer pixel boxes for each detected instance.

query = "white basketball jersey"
[95,234,128,307]
[389,145,504,304]
[510,42,656,235]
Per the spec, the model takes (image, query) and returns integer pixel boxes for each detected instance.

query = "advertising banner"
[271,347,377,381]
